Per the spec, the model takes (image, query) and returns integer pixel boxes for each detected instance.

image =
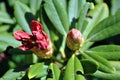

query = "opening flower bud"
[66,29,84,51]
[14,20,53,59]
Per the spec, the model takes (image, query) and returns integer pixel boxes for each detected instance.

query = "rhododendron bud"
[32,41,53,59]
[14,20,53,59]
[66,29,84,51]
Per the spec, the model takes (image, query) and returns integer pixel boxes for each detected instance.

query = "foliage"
[0,0,120,80]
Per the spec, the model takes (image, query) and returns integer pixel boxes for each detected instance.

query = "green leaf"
[111,0,120,15]
[52,0,70,32]
[28,63,44,79]
[93,70,120,80]
[35,65,48,78]
[44,0,66,35]
[0,33,21,46]
[88,11,120,41]
[76,2,91,30]
[48,63,60,80]
[81,59,98,74]
[1,69,25,80]
[0,12,14,24]
[88,45,120,60]
[82,52,115,73]
[68,0,86,23]
[63,55,85,80]
[30,0,42,14]
[0,33,21,51]
[83,3,109,39]
[0,41,10,52]
[0,2,6,12]
[0,25,10,32]
[14,1,31,34]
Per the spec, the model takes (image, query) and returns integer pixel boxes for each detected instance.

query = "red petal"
[14,30,31,41]
[30,20,43,31]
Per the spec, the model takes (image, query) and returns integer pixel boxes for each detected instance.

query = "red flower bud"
[14,20,53,58]
[66,29,84,51]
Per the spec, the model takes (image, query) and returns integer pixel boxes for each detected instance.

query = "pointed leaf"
[48,63,60,80]
[14,1,31,34]
[83,3,109,39]
[76,2,91,30]
[30,0,42,14]
[28,63,44,79]
[88,45,120,59]
[44,0,66,35]
[63,55,85,80]
[82,52,115,73]
[88,11,120,41]
[52,0,70,32]
[68,0,86,22]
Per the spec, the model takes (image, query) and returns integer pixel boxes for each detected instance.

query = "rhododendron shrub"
[1,0,120,80]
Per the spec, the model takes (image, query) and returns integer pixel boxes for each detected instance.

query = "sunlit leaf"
[52,0,70,32]
[63,55,85,80]
[83,3,109,39]
[88,11,120,41]
[28,63,44,79]
[14,1,32,34]
[68,0,86,23]
[44,0,66,35]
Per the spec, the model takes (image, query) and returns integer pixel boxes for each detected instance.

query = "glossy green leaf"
[68,0,86,23]
[48,63,60,80]
[81,59,98,74]
[35,65,48,78]
[82,52,115,73]
[0,12,14,24]
[63,55,85,80]
[14,1,31,34]
[93,70,120,80]
[30,0,42,14]
[76,2,91,30]
[88,45,120,60]
[83,3,109,39]
[44,0,66,35]
[88,11,120,41]
[52,0,70,32]
[28,63,44,79]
